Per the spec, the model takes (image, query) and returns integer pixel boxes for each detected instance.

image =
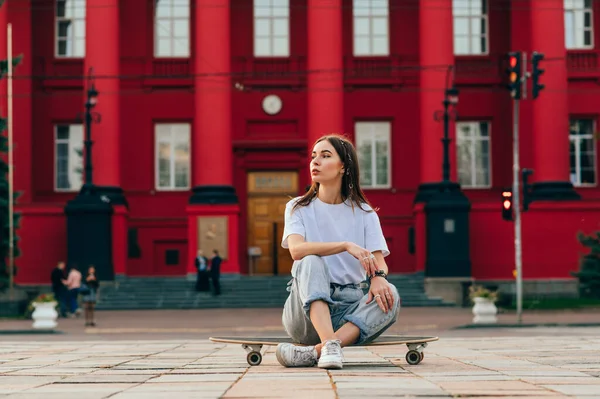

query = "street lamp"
[441,86,459,183]
[434,68,459,184]
[81,70,101,194]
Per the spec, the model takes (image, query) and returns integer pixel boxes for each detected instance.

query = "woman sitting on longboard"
[277,134,401,370]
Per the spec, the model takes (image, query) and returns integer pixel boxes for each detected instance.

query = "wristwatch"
[369,270,388,281]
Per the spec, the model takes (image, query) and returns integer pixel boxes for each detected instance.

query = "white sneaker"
[318,339,343,369]
[276,343,318,367]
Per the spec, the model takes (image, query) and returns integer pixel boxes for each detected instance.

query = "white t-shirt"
[281,196,390,285]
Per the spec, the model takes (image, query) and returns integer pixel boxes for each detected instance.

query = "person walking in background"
[81,266,100,327]
[210,249,222,296]
[65,264,82,317]
[195,249,210,292]
[50,261,68,318]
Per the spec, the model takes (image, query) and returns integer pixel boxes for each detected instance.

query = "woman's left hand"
[366,277,394,313]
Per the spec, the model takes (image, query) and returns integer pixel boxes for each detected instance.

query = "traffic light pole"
[512,96,523,324]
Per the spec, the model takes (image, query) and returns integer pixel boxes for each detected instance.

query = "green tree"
[572,231,600,299]
[0,44,23,292]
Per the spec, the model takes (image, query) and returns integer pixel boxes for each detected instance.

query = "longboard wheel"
[247,351,262,366]
[405,350,421,365]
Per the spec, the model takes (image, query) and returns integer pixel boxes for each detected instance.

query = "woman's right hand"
[346,242,378,277]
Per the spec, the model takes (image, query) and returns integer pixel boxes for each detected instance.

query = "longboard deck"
[210,335,438,346]
[210,335,438,366]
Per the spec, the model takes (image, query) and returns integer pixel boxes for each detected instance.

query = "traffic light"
[531,52,545,99]
[506,52,522,99]
[501,190,513,221]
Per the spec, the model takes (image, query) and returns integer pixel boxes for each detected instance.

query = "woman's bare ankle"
[315,343,322,358]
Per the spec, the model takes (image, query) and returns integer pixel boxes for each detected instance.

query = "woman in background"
[81,266,100,327]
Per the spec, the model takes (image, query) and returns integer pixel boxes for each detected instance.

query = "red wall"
[10,0,600,284]
[14,206,67,284]
[470,202,600,280]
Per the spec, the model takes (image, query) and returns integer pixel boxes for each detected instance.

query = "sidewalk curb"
[453,322,600,329]
[0,329,65,335]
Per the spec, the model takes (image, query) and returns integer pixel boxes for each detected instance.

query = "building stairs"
[95,273,455,310]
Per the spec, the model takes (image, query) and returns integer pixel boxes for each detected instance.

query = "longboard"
[209,335,438,366]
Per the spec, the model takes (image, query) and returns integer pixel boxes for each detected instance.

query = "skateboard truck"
[242,344,264,366]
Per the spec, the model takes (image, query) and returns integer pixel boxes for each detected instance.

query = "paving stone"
[224,384,336,398]
[59,374,153,383]
[167,367,246,374]
[150,373,241,383]
[541,384,600,396]
[7,393,110,399]
[113,393,225,399]
[21,382,136,394]
[90,369,173,375]
[0,376,64,385]
[6,368,99,376]
[500,369,592,377]
[125,381,231,392]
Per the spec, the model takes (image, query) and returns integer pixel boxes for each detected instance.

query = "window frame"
[352,0,390,57]
[54,124,84,193]
[452,0,489,56]
[154,0,191,58]
[253,0,291,58]
[564,0,594,50]
[455,120,492,189]
[354,121,392,189]
[154,123,192,191]
[569,118,597,187]
[54,0,86,59]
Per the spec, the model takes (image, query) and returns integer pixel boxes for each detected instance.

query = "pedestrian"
[65,264,82,317]
[195,249,210,291]
[50,261,68,318]
[275,134,400,370]
[210,249,221,296]
[81,266,100,327]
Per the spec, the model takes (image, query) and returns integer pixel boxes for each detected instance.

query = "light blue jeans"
[281,255,401,346]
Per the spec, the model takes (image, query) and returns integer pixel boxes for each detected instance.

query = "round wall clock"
[262,94,283,115]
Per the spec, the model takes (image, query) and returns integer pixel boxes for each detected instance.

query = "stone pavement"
[1,328,599,398]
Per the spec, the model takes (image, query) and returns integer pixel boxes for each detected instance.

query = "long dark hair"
[292,134,377,213]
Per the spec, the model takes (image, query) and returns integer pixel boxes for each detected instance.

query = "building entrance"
[247,171,298,275]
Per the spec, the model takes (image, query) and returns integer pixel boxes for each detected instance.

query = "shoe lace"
[322,339,342,357]
[293,346,316,364]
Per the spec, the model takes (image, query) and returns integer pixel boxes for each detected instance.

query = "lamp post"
[441,86,459,183]
[81,71,100,194]
[434,67,459,185]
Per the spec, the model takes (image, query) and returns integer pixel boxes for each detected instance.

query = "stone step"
[94,273,455,310]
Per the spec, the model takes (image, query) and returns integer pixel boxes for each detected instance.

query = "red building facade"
[4,0,600,290]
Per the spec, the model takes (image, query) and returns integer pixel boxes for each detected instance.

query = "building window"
[452,0,488,55]
[456,121,491,188]
[355,122,391,188]
[565,0,594,49]
[154,0,190,57]
[353,0,389,56]
[55,0,86,58]
[55,124,84,192]
[254,0,290,57]
[569,119,596,186]
[155,123,191,190]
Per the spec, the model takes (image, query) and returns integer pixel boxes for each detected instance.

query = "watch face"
[262,94,282,115]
